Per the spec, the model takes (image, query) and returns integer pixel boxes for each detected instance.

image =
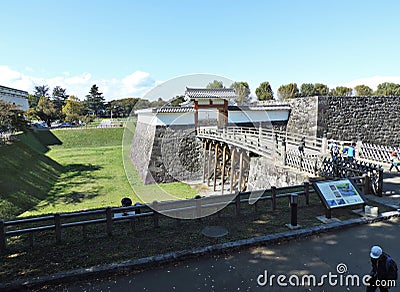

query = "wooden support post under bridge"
[213,143,219,191]
[202,140,207,183]
[238,150,244,191]
[207,142,212,186]
[221,145,227,194]
[230,147,236,194]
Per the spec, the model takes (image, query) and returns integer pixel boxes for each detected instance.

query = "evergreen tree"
[255,82,274,101]
[231,81,251,104]
[84,84,105,117]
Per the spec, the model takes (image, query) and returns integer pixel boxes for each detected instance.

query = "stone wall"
[259,98,319,136]
[285,97,319,137]
[130,121,157,184]
[263,96,400,146]
[131,122,203,184]
[247,157,310,190]
[317,96,400,146]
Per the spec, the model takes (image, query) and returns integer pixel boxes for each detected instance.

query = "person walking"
[366,245,398,292]
[347,143,356,162]
[298,137,305,155]
[389,151,400,173]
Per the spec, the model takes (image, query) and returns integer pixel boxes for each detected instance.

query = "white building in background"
[135,87,291,127]
[136,105,291,127]
[0,85,29,111]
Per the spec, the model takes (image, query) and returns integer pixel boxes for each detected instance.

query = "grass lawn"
[21,127,197,217]
[0,126,197,219]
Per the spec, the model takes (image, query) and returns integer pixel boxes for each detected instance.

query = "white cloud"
[0,65,159,101]
[340,76,400,91]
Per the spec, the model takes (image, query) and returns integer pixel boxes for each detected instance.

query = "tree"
[374,82,400,96]
[35,96,59,127]
[107,98,140,117]
[300,83,316,97]
[255,82,274,101]
[84,84,105,117]
[134,99,151,110]
[27,94,40,108]
[354,85,373,96]
[34,85,50,98]
[170,95,185,106]
[277,83,299,99]
[314,83,329,96]
[150,97,167,108]
[206,80,224,89]
[52,86,69,112]
[230,81,251,104]
[0,101,27,132]
[330,86,353,97]
[62,96,85,123]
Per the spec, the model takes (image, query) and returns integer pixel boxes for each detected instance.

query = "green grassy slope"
[0,127,197,219]
[0,131,62,219]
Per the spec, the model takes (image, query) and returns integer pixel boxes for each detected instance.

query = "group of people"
[328,140,356,161]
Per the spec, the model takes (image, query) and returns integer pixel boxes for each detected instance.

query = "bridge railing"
[198,126,324,158]
[286,150,320,175]
[318,157,383,196]
[197,126,383,196]
[197,127,277,159]
[358,142,400,164]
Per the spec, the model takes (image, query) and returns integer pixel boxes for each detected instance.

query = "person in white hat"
[367,245,397,292]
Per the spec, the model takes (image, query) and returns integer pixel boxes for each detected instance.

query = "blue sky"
[1,0,400,100]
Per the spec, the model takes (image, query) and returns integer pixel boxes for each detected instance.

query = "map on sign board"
[313,179,365,209]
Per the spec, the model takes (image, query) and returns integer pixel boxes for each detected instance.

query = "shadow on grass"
[18,129,62,154]
[39,163,103,207]
[0,130,102,218]
[0,138,63,219]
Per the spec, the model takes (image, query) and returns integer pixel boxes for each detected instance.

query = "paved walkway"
[62,218,400,292]
[46,169,400,292]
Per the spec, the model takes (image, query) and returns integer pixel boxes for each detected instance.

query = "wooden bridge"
[197,126,384,196]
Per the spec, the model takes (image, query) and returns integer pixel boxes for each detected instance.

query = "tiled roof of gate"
[154,107,195,113]
[185,87,237,99]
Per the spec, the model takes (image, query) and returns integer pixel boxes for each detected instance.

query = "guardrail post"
[106,207,113,236]
[235,191,241,216]
[304,182,310,205]
[153,201,159,227]
[290,194,298,227]
[377,168,383,197]
[54,213,62,243]
[271,186,277,211]
[0,220,6,254]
